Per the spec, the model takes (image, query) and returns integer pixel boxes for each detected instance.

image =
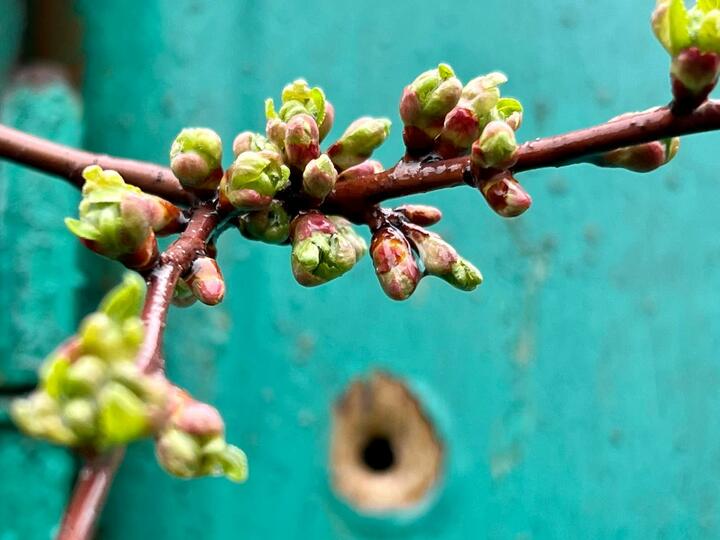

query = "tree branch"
[0,124,192,205]
[56,202,219,540]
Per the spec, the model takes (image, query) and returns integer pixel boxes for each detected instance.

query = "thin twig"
[56,202,219,540]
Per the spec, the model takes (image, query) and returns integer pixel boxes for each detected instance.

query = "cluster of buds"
[289,212,366,286]
[155,387,247,482]
[653,0,720,111]
[173,256,226,307]
[11,274,165,448]
[65,166,182,271]
[12,274,247,482]
[399,64,530,218]
[369,205,482,301]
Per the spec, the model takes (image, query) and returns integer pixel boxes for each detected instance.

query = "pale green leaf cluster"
[654,0,720,55]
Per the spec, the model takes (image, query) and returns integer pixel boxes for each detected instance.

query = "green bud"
[62,398,98,439]
[265,118,287,151]
[327,117,391,170]
[302,154,338,200]
[443,258,483,291]
[291,229,358,287]
[461,72,507,119]
[284,113,321,170]
[220,150,291,210]
[400,63,462,130]
[266,79,327,124]
[169,128,223,190]
[327,216,367,260]
[238,200,291,244]
[215,444,249,483]
[232,131,278,157]
[319,100,335,142]
[471,120,519,170]
[172,278,197,308]
[98,381,150,446]
[12,392,79,446]
[156,429,202,478]
[65,355,107,396]
[78,313,125,360]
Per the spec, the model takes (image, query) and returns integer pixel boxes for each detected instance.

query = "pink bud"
[185,257,225,306]
[478,172,533,218]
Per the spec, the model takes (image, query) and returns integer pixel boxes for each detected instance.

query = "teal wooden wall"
[3,0,720,538]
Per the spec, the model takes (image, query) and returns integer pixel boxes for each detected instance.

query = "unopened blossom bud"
[169,128,223,191]
[327,216,367,260]
[327,117,391,170]
[478,172,533,218]
[597,137,680,172]
[185,257,225,306]
[156,428,202,478]
[65,166,182,270]
[496,97,524,131]
[337,160,384,181]
[319,100,335,142]
[232,131,278,157]
[370,225,421,301]
[671,47,720,111]
[401,224,483,291]
[302,154,338,200]
[65,355,107,396]
[399,63,462,149]
[284,113,321,170]
[220,150,290,211]
[97,381,151,445]
[172,278,197,308]
[652,1,720,111]
[265,118,287,151]
[61,398,98,439]
[174,401,225,438]
[471,120,519,170]
[290,213,358,286]
[266,79,327,124]
[394,204,443,226]
[237,200,291,244]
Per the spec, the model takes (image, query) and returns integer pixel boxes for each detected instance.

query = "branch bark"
[56,202,219,540]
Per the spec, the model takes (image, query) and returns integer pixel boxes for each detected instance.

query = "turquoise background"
[3,0,720,538]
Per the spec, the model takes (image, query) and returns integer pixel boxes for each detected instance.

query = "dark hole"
[361,435,395,472]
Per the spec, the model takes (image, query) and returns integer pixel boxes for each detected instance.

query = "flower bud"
[265,118,287,151]
[156,428,202,478]
[461,72,507,119]
[237,200,291,244]
[327,117,391,170]
[370,226,421,301]
[62,398,98,439]
[220,150,291,210]
[471,120,519,170]
[302,154,338,200]
[671,47,720,111]
[284,113,321,170]
[337,160,384,181]
[232,131,278,157]
[185,257,225,306]
[290,213,358,286]
[327,216,367,260]
[401,224,483,291]
[169,128,223,191]
[400,63,462,133]
[478,172,533,218]
[394,204,442,226]
[174,402,225,439]
[97,381,151,446]
[65,355,107,396]
[172,278,197,308]
[496,97,524,131]
[65,166,182,269]
[319,100,335,142]
[597,138,680,172]
[266,79,327,124]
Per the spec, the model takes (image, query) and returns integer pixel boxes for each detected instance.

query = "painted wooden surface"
[0,69,82,537]
[4,0,720,538]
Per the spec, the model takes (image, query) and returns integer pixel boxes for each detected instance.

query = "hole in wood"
[330,372,443,513]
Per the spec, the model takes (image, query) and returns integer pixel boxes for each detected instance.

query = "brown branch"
[3,101,720,216]
[326,100,720,211]
[56,202,219,540]
[0,124,192,205]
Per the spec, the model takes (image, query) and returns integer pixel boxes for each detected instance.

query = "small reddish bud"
[284,113,321,170]
[185,257,225,306]
[370,226,421,301]
[478,172,533,218]
[471,121,519,170]
[337,160,384,181]
[394,204,443,227]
